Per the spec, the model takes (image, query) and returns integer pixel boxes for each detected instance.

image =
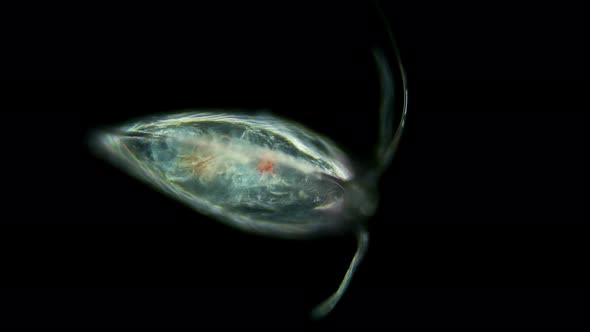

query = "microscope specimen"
[91,5,407,320]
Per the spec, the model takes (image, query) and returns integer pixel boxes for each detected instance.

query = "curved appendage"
[373,1,409,174]
[310,228,369,319]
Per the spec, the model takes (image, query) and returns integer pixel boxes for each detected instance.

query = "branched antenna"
[310,227,369,319]
[373,0,409,173]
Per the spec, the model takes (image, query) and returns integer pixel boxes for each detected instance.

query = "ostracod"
[90,4,407,320]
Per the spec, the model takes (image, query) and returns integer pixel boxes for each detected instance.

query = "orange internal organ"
[257,156,275,175]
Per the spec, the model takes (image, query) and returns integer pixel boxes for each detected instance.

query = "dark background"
[1,0,589,330]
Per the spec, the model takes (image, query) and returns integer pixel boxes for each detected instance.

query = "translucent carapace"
[96,112,358,237]
[90,1,407,319]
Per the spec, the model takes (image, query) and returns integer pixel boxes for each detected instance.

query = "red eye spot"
[257,158,275,175]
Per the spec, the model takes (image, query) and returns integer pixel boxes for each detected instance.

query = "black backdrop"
[1,0,589,330]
